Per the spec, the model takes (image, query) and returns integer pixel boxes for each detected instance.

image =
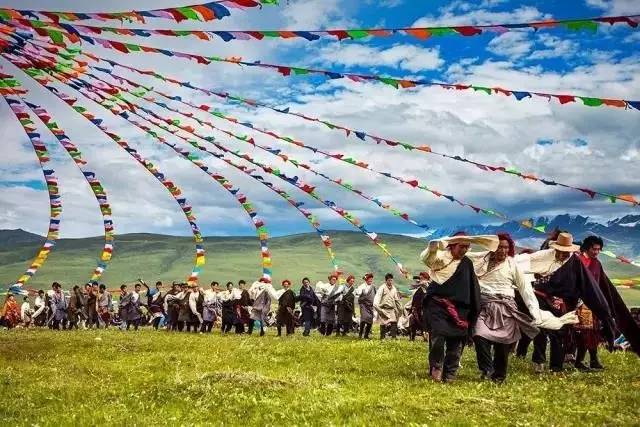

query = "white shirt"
[188,291,200,317]
[421,247,461,284]
[515,249,572,277]
[354,283,374,298]
[21,301,31,321]
[315,281,335,300]
[467,252,539,316]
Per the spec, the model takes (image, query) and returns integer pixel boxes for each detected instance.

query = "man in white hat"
[516,232,614,373]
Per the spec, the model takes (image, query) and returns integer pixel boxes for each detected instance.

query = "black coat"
[277,289,296,323]
[535,256,619,348]
[298,285,319,322]
[423,257,481,337]
[337,286,355,324]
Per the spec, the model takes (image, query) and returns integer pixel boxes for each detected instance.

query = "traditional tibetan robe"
[580,255,640,356]
[97,291,112,324]
[298,284,318,323]
[374,284,402,325]
[468,252,556,344]
[148,290,164,315]
[355,283,376,324]
[220,291,237,325]
[337,286,355,326]
[177,292,192,323]
[410,285,427,332]
[250,284,271,323]
[1,299,21,328]
[127,291,141,322]
[86,290,97,326]
[317,282,337,326]
[32,295,47,325]
[276,289,296,329]
[50,291,67,322]
[21,301,33,324]
[423,257,481,337]
[202,291,219,323]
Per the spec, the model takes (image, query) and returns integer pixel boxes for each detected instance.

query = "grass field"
[2,231,640,306]
[1,328,639,426]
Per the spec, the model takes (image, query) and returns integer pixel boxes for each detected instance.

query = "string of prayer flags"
[115,113,273,281]
[18,94,115,281]
[3,13,636,43]
[4,25,638,112]
[72,67,429,237]
[1,84,61,293]
[64,50,639,207]
[0,1,277,25]
[4,65,207,284]
[31,61,411,278]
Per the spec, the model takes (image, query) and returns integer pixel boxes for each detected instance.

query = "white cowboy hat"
[549,232,580,252]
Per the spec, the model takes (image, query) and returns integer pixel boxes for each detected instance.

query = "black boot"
[589,350,604,370]
[574,361,592,372]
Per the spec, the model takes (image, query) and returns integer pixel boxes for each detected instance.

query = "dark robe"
[86,291,97,323]
[221,297,236,324]
[234,290,251,325]
[177,292,192,323]
[411,286,427,330]
[534,256,615,346]
[166,290,180,325]
[277,289,296,324]
[126,293,141,321]
[299,285,319,322]
[423,257,481,337]
[337,286,355,325]
[588,258,640,356]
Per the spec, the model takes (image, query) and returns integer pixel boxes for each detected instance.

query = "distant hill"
[1,223,639,306]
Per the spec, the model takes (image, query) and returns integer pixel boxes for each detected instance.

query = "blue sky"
[0,0,638,238]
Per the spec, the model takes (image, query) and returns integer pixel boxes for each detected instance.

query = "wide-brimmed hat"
[549,232,580,252]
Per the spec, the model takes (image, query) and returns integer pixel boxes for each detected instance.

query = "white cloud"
[529,34,580,60]
[487,32,533,59]
[413,5,550,27]
[585,0,640,14]
[315,43,444,72]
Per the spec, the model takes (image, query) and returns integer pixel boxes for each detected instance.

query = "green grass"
[2,231,640,306]
[1,329,639,426]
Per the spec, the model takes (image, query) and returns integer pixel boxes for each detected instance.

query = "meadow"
[1,328,639,426]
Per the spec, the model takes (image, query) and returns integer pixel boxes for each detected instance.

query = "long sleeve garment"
[420,235,499,284]
[515,249,571,277]
[467,251,574,330]
[355,283,376,323]
[373,284,401,325]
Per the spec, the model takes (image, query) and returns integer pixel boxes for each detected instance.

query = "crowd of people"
[2,231,639,383]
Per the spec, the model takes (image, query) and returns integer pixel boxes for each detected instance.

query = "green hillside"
[1,231,639,305]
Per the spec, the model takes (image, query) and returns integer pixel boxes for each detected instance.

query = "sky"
[0,0,638,239]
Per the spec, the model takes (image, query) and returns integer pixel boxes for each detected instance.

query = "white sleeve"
[516,249,555,274]
[512,260,540,320]
[373,286,384,309]
[32,304,45,318]
[189,293,197,314]
[264,284,282,300]
[354,283,365,297]
[420,239,443,267]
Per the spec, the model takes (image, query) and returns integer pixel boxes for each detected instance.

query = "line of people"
[3,231,639,384]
